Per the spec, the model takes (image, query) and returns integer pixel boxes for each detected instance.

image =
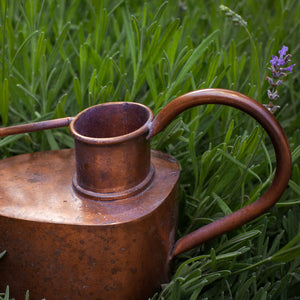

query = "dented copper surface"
[0,89,291,299]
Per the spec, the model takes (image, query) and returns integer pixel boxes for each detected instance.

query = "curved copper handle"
[147,88,291,259]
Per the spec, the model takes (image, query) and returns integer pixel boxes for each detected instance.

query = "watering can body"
[0,149,179,299]
[0,89,291,299]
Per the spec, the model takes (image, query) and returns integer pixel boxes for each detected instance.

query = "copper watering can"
[0,89,291,299]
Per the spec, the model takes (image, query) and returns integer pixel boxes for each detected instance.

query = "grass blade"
[1,78,9,126]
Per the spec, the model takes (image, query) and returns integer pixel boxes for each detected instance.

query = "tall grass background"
[0,0,299,299]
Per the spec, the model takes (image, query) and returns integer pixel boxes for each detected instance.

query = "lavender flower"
[278,45,288,57]
[219,5,248,27]
[264,45,295,113]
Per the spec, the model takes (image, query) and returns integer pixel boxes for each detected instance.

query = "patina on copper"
[0,89,291,300]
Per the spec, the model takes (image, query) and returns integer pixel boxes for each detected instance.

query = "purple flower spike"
[270,55,278,66]
[277,57,286,66]
[265,45,294,114]
[281,64,295,73]
[266,76,275,86]
[267,89,279,100]
[278,45,288,57]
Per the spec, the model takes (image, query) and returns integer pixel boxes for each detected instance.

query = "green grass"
[1,0,299,299]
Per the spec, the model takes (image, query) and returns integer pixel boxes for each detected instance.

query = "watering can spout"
[0,117,74,137]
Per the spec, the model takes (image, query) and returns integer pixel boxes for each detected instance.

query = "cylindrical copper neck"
[69,102,154,200]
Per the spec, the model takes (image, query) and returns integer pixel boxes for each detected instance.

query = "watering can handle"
[146,88,291,259]
[0,117,73,137]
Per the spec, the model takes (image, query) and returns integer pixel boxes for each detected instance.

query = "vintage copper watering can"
[0,89,291,299]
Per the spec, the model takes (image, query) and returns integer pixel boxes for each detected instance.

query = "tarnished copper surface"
[0,89,291,299]
[0,149,180,299]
